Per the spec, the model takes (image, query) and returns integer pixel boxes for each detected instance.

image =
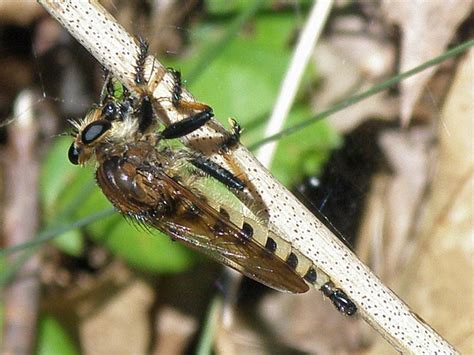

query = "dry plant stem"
[2,91,41,355]
[219,0,334,327]
[222,0,332,331]
[257,0,333,168]
[38,1,457,353]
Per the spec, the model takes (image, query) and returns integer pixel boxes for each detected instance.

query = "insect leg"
[160,109,214,139]
[99,68,113,104]
[169,68,182,108]
[219,118,243,152]
[137,96,154,133]
[130,36,157,133]
[168,68,213,113]
[134,36,149,86]
[190,154,245,191]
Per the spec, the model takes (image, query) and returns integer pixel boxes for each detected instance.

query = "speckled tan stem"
[37,1,458,353]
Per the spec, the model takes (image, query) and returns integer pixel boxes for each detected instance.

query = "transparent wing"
[96,152,309,293]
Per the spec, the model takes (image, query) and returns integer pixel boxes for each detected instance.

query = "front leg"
[189,153,245,191]
[160,108,214,139]
[134,36,149,86]
[168,69,212,113]
[133,41,213,136]
[219,118,243,153]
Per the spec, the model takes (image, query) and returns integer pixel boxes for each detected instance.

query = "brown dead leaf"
[152,306,198,355]
[79,276,155,354]
[369,47,474,354]
[382,0,472,126]
[0,2,44,26]
[312,13,398,132]
[356,126,433,284]
[215,290,365,354]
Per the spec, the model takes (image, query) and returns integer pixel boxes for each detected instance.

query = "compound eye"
[81,119,112,144]
[68,143,80,165]
[102,102,118,120]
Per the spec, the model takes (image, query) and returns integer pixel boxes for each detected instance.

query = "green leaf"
[41,137,81,215]
[0,299,3,341]
[37,315,79,355]
[170,11,298,126]
[41,137,97,256]
[51,229,84,257]
[271,106,341,186]
[206,0,240,14]
[90,218,198,273]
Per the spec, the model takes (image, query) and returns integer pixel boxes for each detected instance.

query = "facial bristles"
[68,118,82,133]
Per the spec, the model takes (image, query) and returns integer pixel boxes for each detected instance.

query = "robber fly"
[67,38,357,316]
